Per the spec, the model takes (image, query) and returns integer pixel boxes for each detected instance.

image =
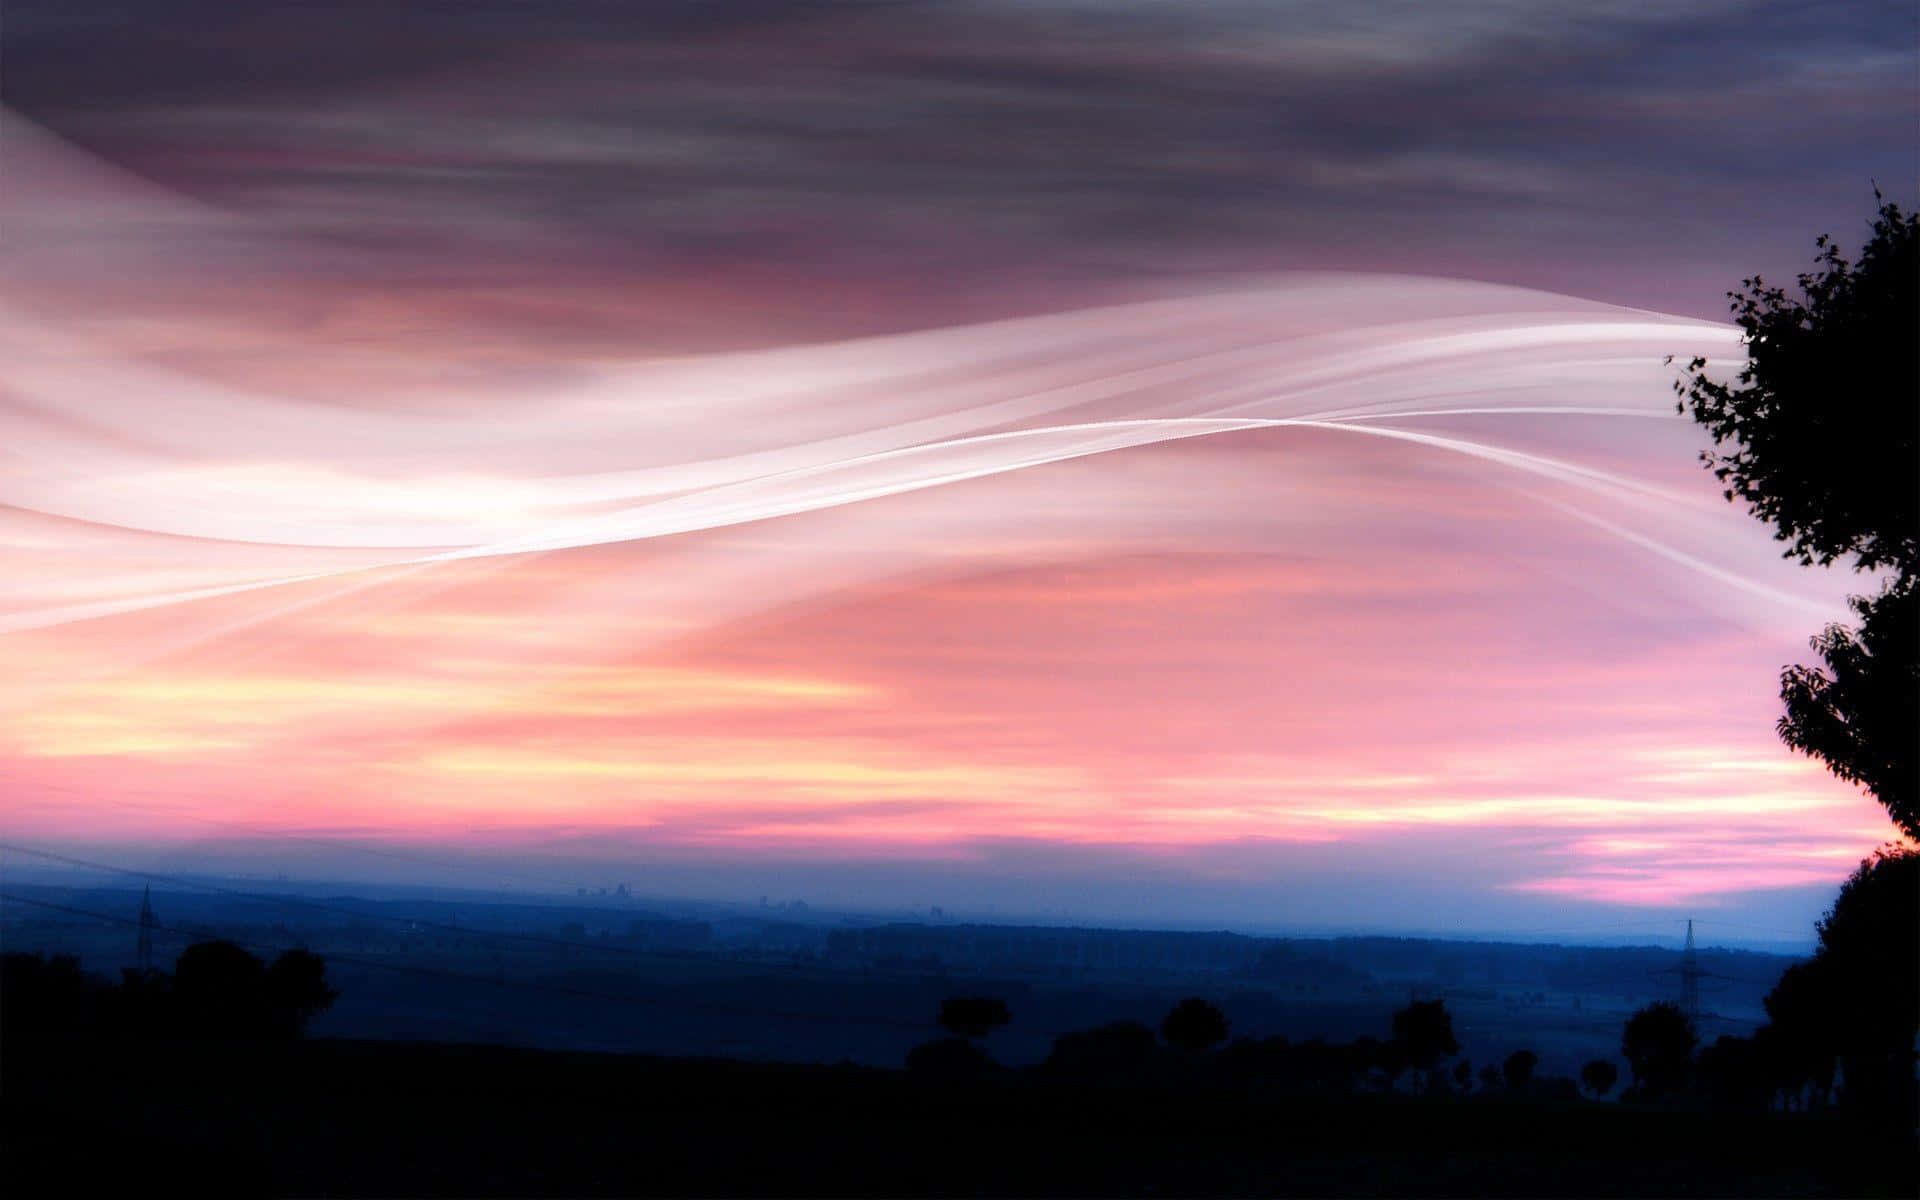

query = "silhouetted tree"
[1160,997,1228,1053]
[1478,1063,1502,1093]
[1451,1059,1474,1094]
[267,948,338,1037]
[938,994,1011,1040]
[1675,197,1918,840]
[1502,1048,1538,1092]
[1580,1058,1618,1099]
[1778,578,1918,840]
[1762,960,1840,1109]
[1389,999,1458,1090]
[912,994,1010,1079]
[1621,1002,1696,1099]
[169,940,337,1040]
[1762,847,1918,1118]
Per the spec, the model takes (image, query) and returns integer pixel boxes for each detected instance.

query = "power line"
[0,840,741,972]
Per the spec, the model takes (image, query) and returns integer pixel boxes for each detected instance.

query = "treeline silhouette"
[904,985,1905,1118]
[1,940,335,1042]
[6,942,1909,1197]
[882,847,1916,1125]
[7,869,1908,1123]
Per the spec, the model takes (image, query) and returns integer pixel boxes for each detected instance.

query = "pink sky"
[0,106,1907,943]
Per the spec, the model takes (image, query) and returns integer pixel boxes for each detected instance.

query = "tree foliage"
[1763,847,1919,1116]
[1676,197,1919,841]
[1675,197,1918,574]
[1778,577,1917,839]
[1621,1002,1696,1099]
[1389,999,1459,1073]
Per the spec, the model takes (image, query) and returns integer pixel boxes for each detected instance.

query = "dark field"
[9,880,1908,1198]
[5,1035,1908,1198]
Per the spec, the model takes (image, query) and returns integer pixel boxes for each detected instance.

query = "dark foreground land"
[5,1036,1908,1197]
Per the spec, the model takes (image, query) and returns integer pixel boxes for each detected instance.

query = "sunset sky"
[1,1,1910,942]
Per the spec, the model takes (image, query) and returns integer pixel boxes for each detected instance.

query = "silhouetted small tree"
[913,994,1010,1079]
[937,994,1011,1040]
[1622,1002,1696,1099]
[1390,999,1459,1090]
[1160,997,1228,1053]
[1502,1048,1538,1092]
[1580,1058,1618,1099]
[1478,1063,1502,1093]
